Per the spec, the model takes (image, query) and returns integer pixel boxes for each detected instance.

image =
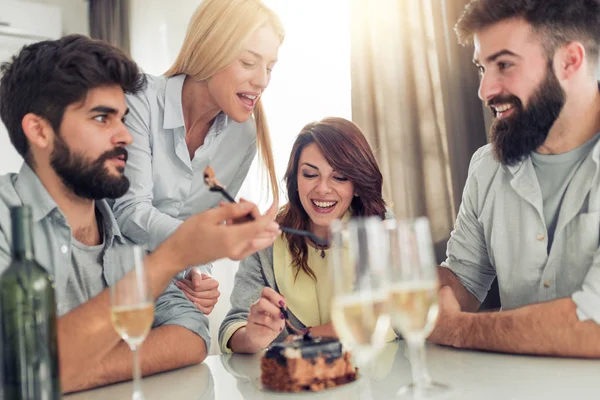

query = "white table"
[64,341,600,399]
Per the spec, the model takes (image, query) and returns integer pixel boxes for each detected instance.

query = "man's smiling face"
[473,18,566,165]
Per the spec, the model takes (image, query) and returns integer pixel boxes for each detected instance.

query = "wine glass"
[110,245,154,400]
[384,217,448,398]
[329,216,392,367]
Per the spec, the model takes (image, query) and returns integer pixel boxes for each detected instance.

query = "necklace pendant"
[320,250,325,258]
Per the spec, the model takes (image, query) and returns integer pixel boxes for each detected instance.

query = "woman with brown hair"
[218,117,395,353]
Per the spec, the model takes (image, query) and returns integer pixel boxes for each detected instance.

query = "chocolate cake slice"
[260,334,357,392]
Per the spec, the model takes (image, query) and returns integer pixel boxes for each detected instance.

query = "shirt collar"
[162,74,230,134]
[95,199,127,245]
[505,156,528,176]
[590,132,600,166]
[14,163,126,244]
[14,163,60,222]
[215,112,229,132]
[163,74,186,130]
[505,131,600,176]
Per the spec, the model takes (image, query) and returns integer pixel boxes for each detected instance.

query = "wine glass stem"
[407,339,432,391]
[131,345,144,400]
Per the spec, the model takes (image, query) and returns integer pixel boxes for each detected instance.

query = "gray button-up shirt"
[442,138,600,324]
[112,74,257,253]
[0,164,211,348]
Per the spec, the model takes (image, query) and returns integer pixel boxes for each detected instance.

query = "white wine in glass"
[110,245,154,400]
[385,218,448,398]
[329,217,392,366]
[388,280,439,341]
[331,290,391,349]
[111,302,154,347]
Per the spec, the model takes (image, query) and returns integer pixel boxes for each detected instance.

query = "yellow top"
[273,235,333,327]
[273,225,397,343]
[220,211,397,353]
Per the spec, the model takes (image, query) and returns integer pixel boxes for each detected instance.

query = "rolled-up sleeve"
[573,246,600,324]
[153,281,211,350]
[441,150,496,303]
[0,224,11,274]
[218,251,269,353]
[112,91,183,251]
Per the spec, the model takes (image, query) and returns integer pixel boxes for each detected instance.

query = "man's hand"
[175,269,220,315]
[162,200,280,271]
[224,198,258,224]
[427,286,464,347]
[245,288,286,351]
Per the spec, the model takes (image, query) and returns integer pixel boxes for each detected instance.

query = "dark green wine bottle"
[1,206,61,399]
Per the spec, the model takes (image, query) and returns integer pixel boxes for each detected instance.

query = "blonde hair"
[166,0,284,201]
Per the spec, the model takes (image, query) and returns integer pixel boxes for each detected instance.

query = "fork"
[204,170,329,246]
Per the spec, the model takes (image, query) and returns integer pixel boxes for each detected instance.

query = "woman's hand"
[245,287,286,351]
[175,269,220,315]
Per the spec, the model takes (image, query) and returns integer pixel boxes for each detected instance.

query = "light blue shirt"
[0,164,211,348]
[531,135,600,251]
[112,74,257,256]
[442,135,600,324]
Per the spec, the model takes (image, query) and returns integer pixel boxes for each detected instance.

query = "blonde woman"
[112,0,283,313]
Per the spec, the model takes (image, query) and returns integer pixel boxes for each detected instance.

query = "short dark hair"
[0,34,146,164]
[455,0,600,64]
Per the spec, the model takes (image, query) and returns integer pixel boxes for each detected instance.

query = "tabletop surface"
[64,341,600,400]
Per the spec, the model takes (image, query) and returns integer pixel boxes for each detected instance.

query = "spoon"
[280,306,313,341]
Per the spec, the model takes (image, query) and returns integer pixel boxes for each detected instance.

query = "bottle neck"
[12,211,35,261]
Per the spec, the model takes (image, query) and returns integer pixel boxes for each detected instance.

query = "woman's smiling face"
[296,143,354,237]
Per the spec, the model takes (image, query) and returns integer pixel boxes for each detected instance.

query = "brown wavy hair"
[276,117,386,280]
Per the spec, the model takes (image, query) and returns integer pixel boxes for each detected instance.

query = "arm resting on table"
[451,297,600,357]
[64,325,206,393]
[57,244,187,391]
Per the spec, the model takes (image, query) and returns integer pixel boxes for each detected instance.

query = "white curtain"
[349,0,488,260]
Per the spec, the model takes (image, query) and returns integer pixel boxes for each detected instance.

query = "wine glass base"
[396,381,449,398]
[132,391,147,400]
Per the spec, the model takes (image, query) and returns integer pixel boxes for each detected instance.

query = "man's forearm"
[438,266,481,312]
[455,298,600,357]
[58,246,186,387]
[64,325,207,393]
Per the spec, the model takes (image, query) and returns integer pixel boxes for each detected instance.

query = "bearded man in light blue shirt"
[429,0,600,357]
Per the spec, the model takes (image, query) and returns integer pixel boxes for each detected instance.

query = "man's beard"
[50,135,130,200]
[488,64,566,166]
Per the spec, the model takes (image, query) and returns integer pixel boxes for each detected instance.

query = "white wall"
[130,0,199,76]
[258,0,353,204]
[22,0,89,36]
[130,0,352,357]
[0,0,88,175]
[0,33,37,175]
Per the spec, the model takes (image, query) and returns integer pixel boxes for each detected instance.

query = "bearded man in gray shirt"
[0,35,280,393]
[429,0,600,357]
